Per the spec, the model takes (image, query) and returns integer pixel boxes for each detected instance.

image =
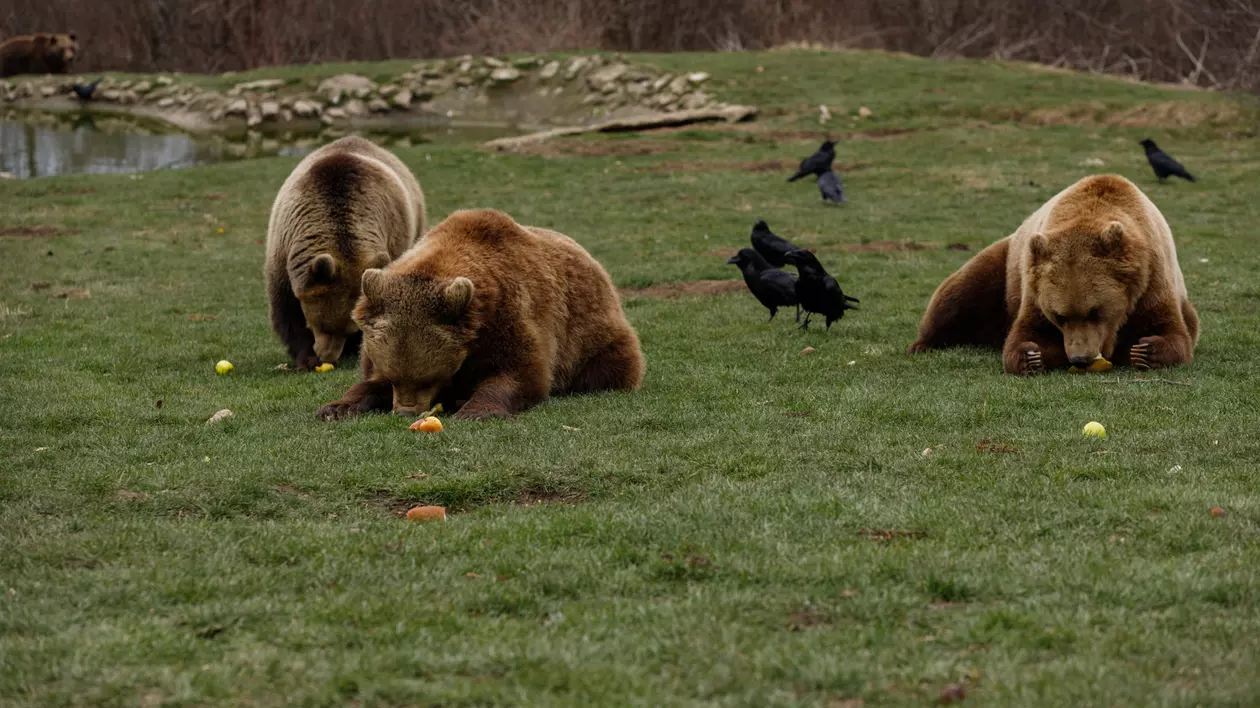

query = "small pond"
[0,113,516,179]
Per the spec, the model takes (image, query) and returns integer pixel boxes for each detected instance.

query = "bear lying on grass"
[265,136,426,371]
[908,174,1199,374]
[0,33,78,77]
[318,209,645,421]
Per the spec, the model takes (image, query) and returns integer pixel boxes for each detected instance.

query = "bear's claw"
[1131,339,1157,370]
[317,402,355,421]
[1024,348,1044,375]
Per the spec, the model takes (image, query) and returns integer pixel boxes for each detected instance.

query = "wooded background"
[6,0,1260,91]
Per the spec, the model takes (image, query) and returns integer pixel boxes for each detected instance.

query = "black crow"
[71,78,102,101]
[1140,139,1196,182]
[727,248,800,322]
[786,140,835,182]
[749,219,802,268]
[783,249,859,331]
[818,170,845,204]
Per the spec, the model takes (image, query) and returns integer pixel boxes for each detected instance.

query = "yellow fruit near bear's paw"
[409,416,443,433]
[1069,356,1113,374]
[406,505,446,521]
[1082,421,1107,439]
[215,360,234,375]
[314,363,335,373]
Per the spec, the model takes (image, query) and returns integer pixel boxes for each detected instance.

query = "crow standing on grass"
[786,140,835,182]
[727,248,800,322]
[783,249,859,331]
[749,219,803,268]
[1140,139,1196,183]
[71,78,102,101]
[818,170,846,204]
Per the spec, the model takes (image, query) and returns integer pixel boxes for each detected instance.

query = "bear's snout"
[1069,354,1094,367]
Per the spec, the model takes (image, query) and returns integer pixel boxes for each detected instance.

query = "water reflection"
[0,114,515,179]
[0,116,313,178]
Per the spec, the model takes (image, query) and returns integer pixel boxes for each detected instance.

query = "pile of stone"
[0,53,736,133]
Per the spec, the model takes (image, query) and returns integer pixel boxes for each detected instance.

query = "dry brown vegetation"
[6,0,1260,91]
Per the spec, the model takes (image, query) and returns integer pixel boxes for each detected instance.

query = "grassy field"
[3,50,1260,707]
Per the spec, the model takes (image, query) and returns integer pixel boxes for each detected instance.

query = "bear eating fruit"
[0,33,78,77]
[317,208,645,421]
[907,174,1199,375]
[264,136,426,371]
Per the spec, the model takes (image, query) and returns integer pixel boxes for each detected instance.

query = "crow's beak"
[726,256,739,264]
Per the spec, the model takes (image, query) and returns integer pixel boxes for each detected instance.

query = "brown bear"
[265,136,426,371]
[0,33,78,77]
[908,174,1199,375]
[317,209,645,421]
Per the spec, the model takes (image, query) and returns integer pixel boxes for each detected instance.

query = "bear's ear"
[309,253,338,285]
[369,251,391,270]
[1028,233,1049,266]
[1096,221,1125,255]
[361,268,388,302]
[443,277,474,315]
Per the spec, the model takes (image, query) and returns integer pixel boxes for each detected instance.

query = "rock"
[367,97,390,113]
[155,76,174,86]
[483,57,506,68]
[291,99,321,118]
[651,74,673,92]
[205,409,234,425]
[40,85,55,97]
[234,78,284,93]
[317,74,377,104]
[156,97,176,108]
[118,90,139,105]
[100,89,121,102]
[513,57,537,68]
[625,82,649,99]
[581,93,605,106]
[490,67,521,84]
[260,100,280,119]
[246,105,262,127]
[118,80,133,90]
[539,60,560,80]
[225,98,248,116]
[587,63,628,91]
[668,75,689,94]
[455,76,473,87]
[209,106,225,122]
[324,106,346,121]
[687,72,710,84]
[392,89,412,108]
[132,81,152,94]
[281,108,293,122]
[378,83,398,97]
[681,92,709,110]
[342,98,368,117]
[457,60,473,73]
[858,105,872,118]
[564,56,590,80]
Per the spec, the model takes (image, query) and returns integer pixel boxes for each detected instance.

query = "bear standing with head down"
[265,136,426,370]
[317,209,645,421]
[908,174,1199,374]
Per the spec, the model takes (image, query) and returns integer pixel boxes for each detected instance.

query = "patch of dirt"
[789,607,832,631]
[620,279,746,299]
[829,240,936,254]
[115,490,150,501]
[858,528,927,541]
[0,225,79,239]
[30,280,52,292]
[55,289,90,300]
[975,437,1020,454]
[514,488,586,506]
[1012,100,1242,128]
[506,138,687,158]
[275,484,311,499]
[644,159,872,174]
[946,243,971,251]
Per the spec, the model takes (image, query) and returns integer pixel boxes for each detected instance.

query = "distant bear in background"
[0,33,78,77]
[908,174,1199,374]
[265,136,426,371]
[317,209,645,421]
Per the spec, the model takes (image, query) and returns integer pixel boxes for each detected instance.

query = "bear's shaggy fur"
[0,33,78,77]
[908,174,1199,374]
[317,209,645,421]
[265,136,426,370]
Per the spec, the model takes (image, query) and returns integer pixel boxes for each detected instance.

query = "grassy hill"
[2,50,1259,706]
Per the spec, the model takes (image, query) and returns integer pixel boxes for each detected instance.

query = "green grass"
[4,49,1260,706]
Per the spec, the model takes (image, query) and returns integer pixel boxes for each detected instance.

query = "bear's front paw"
[317,401,356,421]
[906,340,932,355]
[296,352,322,372]
[1130,336,1167,371]
[454,405,512,421]
[1004,341,1044,376]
